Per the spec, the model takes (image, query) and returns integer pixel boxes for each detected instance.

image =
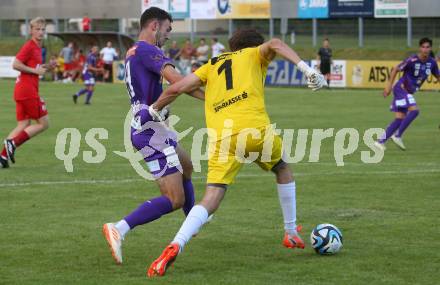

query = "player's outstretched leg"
[377,117,403,147]
[148,186,225,277]
[73,88,88,104]
[272,162,305,249]
[392,109,419,150]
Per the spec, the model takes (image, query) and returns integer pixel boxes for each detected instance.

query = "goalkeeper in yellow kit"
[147,29,327,277]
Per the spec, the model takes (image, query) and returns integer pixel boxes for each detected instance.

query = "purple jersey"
[83,52,97,75]
[124,41,172,124]
[395,55,439,94]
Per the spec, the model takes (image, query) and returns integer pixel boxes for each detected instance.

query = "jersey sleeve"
[193,62,209,84]
[138,45,173,75]
[397,57,412,72]
[257,45,271,67]
[16,42,31,63]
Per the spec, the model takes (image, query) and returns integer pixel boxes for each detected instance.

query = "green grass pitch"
[0,80,439,284]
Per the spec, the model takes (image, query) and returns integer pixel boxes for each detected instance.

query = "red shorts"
[64,63,73,71]
[15,97,48,121]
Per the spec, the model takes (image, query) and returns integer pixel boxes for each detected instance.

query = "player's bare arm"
[259,38,302,64]
[13,59,47,76]
[384,65,399,97]
[162,65,204,101]
[154,73,202,111]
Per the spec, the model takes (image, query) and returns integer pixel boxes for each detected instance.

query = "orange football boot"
[283,225,305,249]
[147,243,180,277]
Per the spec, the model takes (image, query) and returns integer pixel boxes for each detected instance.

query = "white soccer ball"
[310,223,343,255]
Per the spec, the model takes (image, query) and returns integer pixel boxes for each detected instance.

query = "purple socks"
[396,110,419,138]
[182,179,195,216]
[379,118,403,143]
[76,88,87,97]
[85,90,94,104]
[124,195,173,229]
[122,179,195,229]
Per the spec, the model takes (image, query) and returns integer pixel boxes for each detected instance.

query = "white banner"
[141,0,169,13]
[190,0,216,19]
[311,60,346,88]
[0,57,19,78]
[374,0,408,18]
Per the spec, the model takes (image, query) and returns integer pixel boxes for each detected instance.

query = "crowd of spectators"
[165,37,225,75]
[46,41,119,83]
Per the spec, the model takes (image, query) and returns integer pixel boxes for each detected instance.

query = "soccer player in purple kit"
[73,45,101,105]
[375,38,440,151]
[102,7,204,265]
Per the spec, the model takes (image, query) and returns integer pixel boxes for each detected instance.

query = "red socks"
[13,130,30,147]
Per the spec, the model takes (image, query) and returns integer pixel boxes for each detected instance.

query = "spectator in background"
[211,37,225,58]
[59,42,74,82]
[49,55,59,81]
[196,38,209,64]
[178,39,195,75]
[317,38,332,88]
[167,40,181,72]
[82,13,91,32]
[55,55,64,81]
[100,41,118,82]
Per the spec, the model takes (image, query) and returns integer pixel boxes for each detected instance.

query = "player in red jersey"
[0,17,52,168]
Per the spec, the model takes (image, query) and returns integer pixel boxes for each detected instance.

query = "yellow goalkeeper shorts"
[207,125,283,185]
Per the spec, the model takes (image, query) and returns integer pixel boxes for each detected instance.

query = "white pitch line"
[0,168,439,188]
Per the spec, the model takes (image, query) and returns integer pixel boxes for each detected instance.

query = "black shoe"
[73,94,77,104]
[4,139,16,164]
[0,156,9,168]
[85,101,91,105]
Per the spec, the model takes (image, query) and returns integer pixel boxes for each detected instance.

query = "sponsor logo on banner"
[346,60,439,90]
[265,60,309,86]
[311,60,346,87]
[216,0,271,19]
[113,61,126,84]
[329,0,374,18]
[374,0,408,18]
[298,0,329,19]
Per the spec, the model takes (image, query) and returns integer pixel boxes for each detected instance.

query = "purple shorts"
[130,123,181,179]
[390,84,417,113]
[83,72,95,86]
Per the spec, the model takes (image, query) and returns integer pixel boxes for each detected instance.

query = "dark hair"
[419,37,432,47]
[212,37,218,42]
[228,29,265,52]
[140,7,173,30]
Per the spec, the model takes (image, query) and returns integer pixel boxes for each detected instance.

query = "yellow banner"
[216,0,271,19]
[346,60,439,90]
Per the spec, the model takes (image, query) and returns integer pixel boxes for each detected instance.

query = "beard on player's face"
[154,21,171,47]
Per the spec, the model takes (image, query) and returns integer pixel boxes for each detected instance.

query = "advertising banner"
[374,0,408,18]
[298,0,329,19]
[113,61,126,84]
[141,0,190,19]
[346,60,439,90]
[216,0,271,19]
[311,60,347,87]
[190,0,216,19]
[265,60,310,87]
[329,0,374,18]
[0,57,19,78]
